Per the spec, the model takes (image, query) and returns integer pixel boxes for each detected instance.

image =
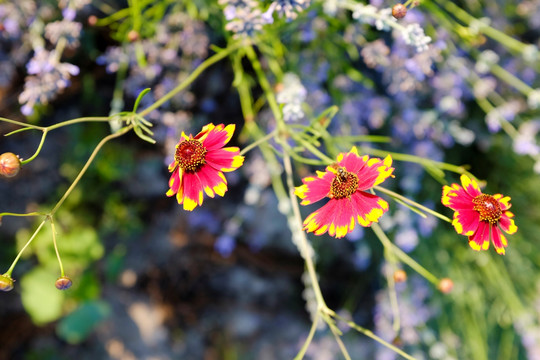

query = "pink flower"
[295,147,394,238]
[442,175,517,255]
[167,123,244,211]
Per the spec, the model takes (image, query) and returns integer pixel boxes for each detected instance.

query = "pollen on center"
[175,139,207,172]
[329,168,359,199]
[472,194,502,224]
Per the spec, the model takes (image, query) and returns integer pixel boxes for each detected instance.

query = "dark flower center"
[329,168,359,199]
[175,139,207,172]
[472,194,502,224]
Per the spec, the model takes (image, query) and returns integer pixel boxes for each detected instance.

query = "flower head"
[166,123,244,211]
[442,175,517,255]
[295,147,394,238]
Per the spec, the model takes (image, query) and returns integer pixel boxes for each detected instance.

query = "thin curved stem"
[5,220,47,277]
[50,125,133,216]
[0,212,45,218]
[239,129,277,156]
[50,220,65,277]
[138,41,245,117]
[375,185,452,223]
[20,130,47,165]
[293,312,320,360]
[332,312,418,360]
[372,224,440,285]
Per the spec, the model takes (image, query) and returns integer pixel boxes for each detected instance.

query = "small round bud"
[393,269,407,283]
[0,152,21,178]
[55,276,73,290]
[438,278,454,294]
[0,274,14,292]
[88,15,98,26]
[392,4,407,19]
[127,30,139,42]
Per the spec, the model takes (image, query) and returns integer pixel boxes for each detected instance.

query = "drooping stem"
[293,312,320,360]
[20,130,47,165]
[138,41,245,117]
[372,224,440,285]
[50,125,133,216]
[4,220,47,277]
[50,220,65,277]
[332,312,418,360]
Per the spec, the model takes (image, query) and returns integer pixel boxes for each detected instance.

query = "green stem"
[293,312,320,360]
[434,0,526,53]
[244,45,283,126]
[239,129,277,156]
[50,125,133,216]
[372,223,440,285]
[375,185,452,223]
[138,42,244,117]
[5,220,47,276]
[332,313,418,360]
[50,220,65,277]
[20,130,47,165]
[329,324,352,360]
[46,117,113,131]
[0,212,45,218]
[0,117,44,130]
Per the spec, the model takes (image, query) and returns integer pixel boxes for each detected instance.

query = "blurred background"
[1,0,540,359]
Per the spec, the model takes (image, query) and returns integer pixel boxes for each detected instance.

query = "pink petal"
[303,198,356,238]
[490,224,507,255]
[350,191,388,226]
[197,165,228,198]
[452,209,480,236]
[182,171,205,210]
[468,221,490,251]
[166,167,182,197]
[295,171,333,205]
[201,124,235,150]
[206,147,244,172]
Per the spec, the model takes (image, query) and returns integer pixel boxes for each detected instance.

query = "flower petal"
[468,221,490,251]
[490,225,507,255]
[303,198,356,238]
[460,175,482,198]
[493,194,512,210]
[206,147,244,172]
[166,167,183,197]
[499,212,518,234]
[200,123,236,150]
[182,172,205,211]
[442,184,475,210]
[294,170,332,205]
[452,209,480,236]
[350,191,388,226]
[197,165,228,198]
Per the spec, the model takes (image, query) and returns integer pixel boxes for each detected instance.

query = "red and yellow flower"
[167,123,244,211]
[294,147,394,238]
[442,175,517,255]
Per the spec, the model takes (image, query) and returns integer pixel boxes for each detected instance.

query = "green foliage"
[21,267,65,325]
[56,300,111,344]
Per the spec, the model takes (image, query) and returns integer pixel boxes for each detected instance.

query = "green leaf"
[56,300,111,344]
[21,268,65,325]
[133,88,151,113]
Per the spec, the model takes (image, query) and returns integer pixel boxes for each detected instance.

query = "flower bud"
[55,276,73,290]
[88,15,98,26]
[0,274,14,292]
[438,277,454,294]
[0,152,21,178]
[392,4,407,19]
[393,269,407,283]
[127,30,140,42]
